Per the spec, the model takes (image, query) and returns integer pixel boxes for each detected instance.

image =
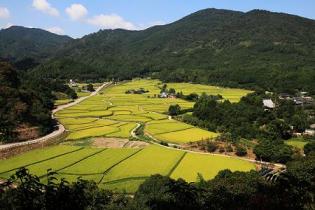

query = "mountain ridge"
[18,8,315,93]
[0,26,73,62]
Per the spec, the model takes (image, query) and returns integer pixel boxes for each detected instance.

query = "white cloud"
[32,0,59,16]
[87,14,136,30]
[46,26,64,35]
[66,4,88,21]
[0,7,10,19]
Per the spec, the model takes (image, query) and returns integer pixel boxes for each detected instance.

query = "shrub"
[168,104,181,116]
[235,145,247,156]
[219,147,225,153]
[207,142,218,152]
[160,141,169,146]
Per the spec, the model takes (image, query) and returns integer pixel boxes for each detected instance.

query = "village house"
[304,129,315,136]
[263,99,275,109]
[69,79,77,87]
[159,92,168,98]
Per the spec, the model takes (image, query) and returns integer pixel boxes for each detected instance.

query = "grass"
[170,152,256,182]
[285,138,308,149]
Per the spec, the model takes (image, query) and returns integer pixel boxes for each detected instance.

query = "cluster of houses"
[262,92,315,137]
[263,92,314,110]
[158,92,177,98]
[279,92,314,106]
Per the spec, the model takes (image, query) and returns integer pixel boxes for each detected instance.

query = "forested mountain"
[0,26,72,63]
[31,9,315,92]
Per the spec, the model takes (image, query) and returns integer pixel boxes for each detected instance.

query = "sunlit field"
[0,145,255,193]
[56,79,250,143]
[0,79,254,193]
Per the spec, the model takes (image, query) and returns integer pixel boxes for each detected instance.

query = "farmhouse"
[160,92,168,98]
[263,99,275,109]
[304,129,315,136]
[69,79,77,87]
[279,93,291,100]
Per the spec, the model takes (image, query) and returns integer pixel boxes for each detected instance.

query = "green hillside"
[0,26,72,63]
[31,9,315,92]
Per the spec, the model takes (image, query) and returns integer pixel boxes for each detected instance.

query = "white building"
[304,129,315,136]
[263,99,275,109]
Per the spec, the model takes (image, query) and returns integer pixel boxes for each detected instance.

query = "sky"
[0,0,315,38]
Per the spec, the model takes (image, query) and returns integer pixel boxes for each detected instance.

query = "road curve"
[0,82,111,151]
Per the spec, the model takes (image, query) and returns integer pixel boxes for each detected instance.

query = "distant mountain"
[32,9,315,92]
[0,26,72,63]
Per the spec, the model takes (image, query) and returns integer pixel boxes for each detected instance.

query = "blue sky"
[0,0,315,38]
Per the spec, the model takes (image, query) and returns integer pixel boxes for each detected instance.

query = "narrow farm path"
[0,82,111,151]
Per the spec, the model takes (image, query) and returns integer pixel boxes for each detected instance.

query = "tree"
[168,88,176,94]
[86,84,95,92]
[254,140,293,163]
[291,114,308,132]
[134,175,200,210]
[304,142,315,156]
[206,142,218,152]
[168,104,181,116]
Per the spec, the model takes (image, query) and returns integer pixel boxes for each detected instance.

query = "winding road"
[0,82,111,151]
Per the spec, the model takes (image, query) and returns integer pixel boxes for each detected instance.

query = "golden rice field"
[0,145,256,193]
[0,79,255,193]
[56,79,250,143]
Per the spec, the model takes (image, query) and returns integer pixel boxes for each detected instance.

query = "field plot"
[0,146,81,178]
[55,79,251,142]
[170,152,256,182]
[285,138,308,149]
[155,128,219,144]
[166,82,253,102]
[60,148,139,175]
[0,144,255,193]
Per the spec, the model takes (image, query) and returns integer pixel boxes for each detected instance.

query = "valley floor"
[0,79,256,193]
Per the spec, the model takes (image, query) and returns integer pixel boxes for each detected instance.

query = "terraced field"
[56,79,250,143]
[0,79,255,193]
[0,145,255,193]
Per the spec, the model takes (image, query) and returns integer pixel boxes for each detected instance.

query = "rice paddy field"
[1,79,255,193]
[56,79,250,143]
[0,145,256,193]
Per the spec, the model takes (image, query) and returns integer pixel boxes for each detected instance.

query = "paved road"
[0,82,110,151]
